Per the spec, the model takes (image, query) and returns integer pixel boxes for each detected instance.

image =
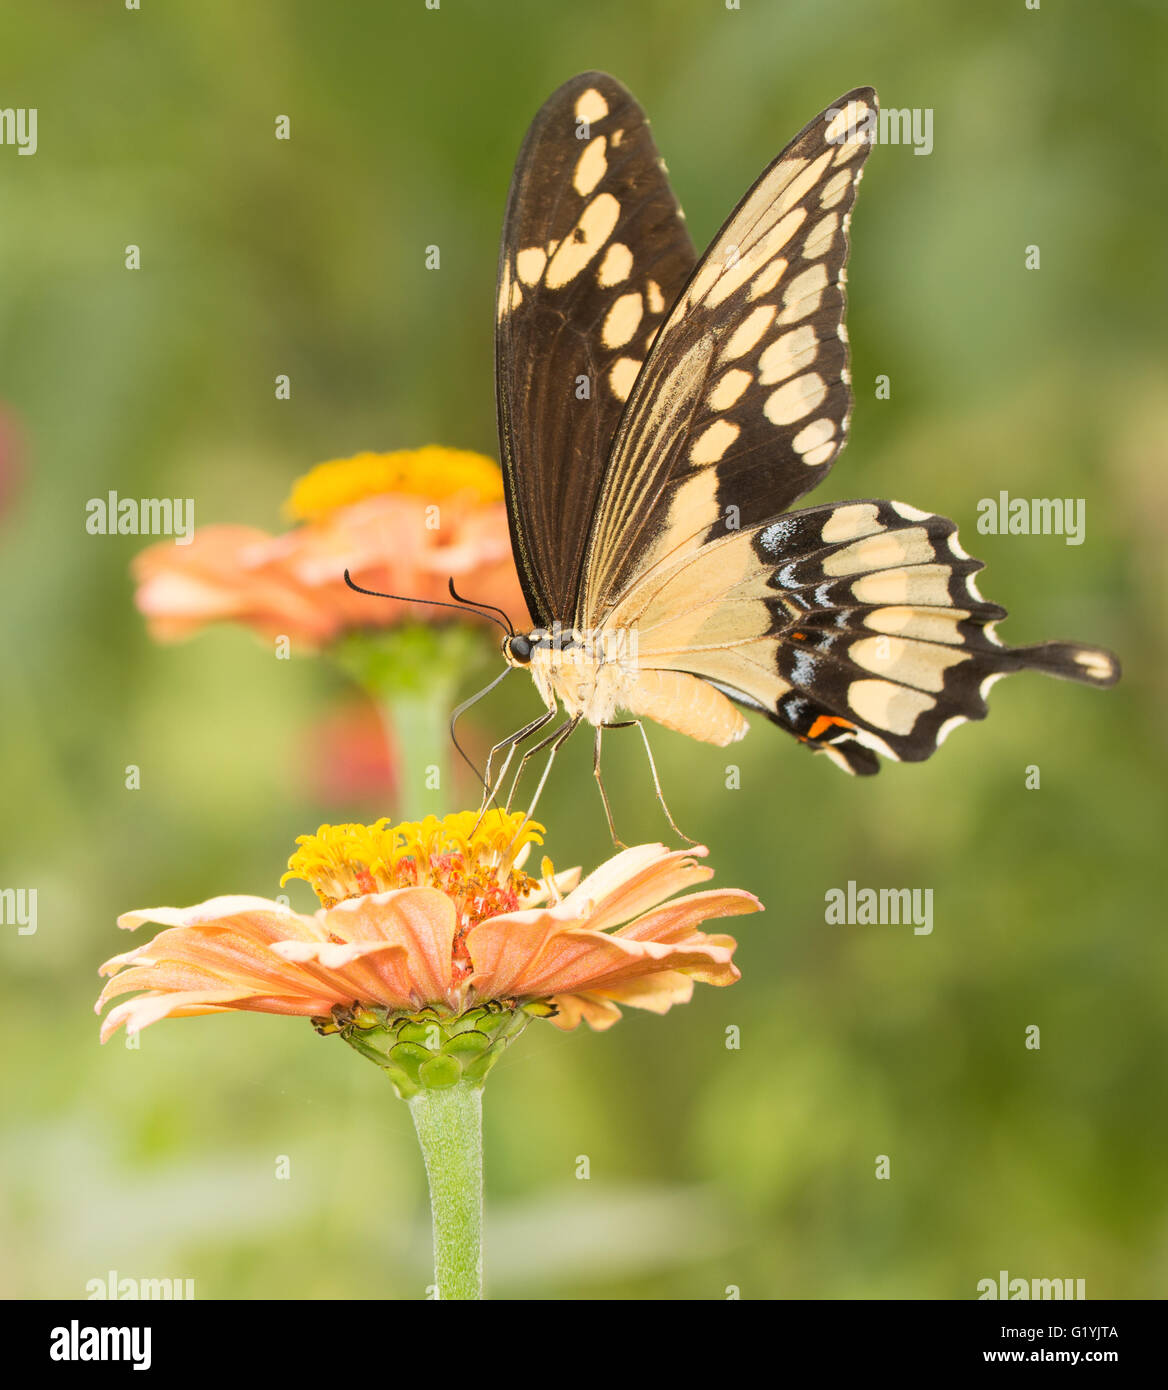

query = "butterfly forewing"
[580,89,877,624]
[496,71,697,627]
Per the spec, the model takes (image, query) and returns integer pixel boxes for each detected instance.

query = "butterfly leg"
[592,724,628,850]
[611,718,698,846]
[479,704,558,820]
[504,715,580,820]
[521,715,581,826]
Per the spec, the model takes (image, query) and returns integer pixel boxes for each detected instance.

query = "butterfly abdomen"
[621,669,749,746]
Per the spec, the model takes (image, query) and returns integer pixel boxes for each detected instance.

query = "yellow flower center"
[282,811,544,925]
[284,447,504,521]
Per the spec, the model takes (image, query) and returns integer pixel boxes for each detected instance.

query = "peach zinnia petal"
[133,526,339,644]
[275,888,459,1012]
[553,845,718,934]
[549,972,700,1032]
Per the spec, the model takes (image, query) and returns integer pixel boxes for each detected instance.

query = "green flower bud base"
[314,999,550,1099]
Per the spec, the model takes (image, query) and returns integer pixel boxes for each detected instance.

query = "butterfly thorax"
[503,625,750,745]
[504,627,635,725]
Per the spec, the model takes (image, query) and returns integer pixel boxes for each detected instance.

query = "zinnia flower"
[132,446,529,645]
[97,812,758,1092]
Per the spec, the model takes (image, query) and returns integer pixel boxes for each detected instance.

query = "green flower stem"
[408,1081,484,1300]
[332,623,490,819]
[376,687,451,819]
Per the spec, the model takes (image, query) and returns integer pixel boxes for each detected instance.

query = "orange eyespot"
[807,714,856,741]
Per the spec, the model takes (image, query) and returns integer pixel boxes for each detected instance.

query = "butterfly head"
[503,633,536,667]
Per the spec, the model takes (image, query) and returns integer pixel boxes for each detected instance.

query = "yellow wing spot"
[749,256,788,301]
[706,210,803,311]
[791,416,836,456]
[824,100,870,145]
[719,303,777,362]
[852,565,953,607]
[776,149,834,216]
[575,88,609,125]
[686,258,722,308]
[516,247,547,286]
[777,262,829,325]
[819,168,853,209]
[546,193,620,289]
[597,242,633,286]
[802,212,839,260]
[690,419,741,465]
[1073,649,1116,682]
[824,528,934,578]
[611,129,625,148]
[833,129,870,165]
[708,368,752,411]
[608,356,640,401]
[821,502,882,544]
[864,606,970,644]
[801,440,838,466]
[848,678,934,736]
[850,636,966,693]
[763,371,826,425]
[602,291,644,349]
[762,207,808,258]
[645,279,665,314]
[704,250,758,309]
[768,155,807,202]
[573,136,608,196]
[758,325,818,385]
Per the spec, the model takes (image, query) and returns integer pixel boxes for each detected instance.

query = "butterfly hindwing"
[496,71,697,628]
[580,89,877,623]
[610,497,1120,773]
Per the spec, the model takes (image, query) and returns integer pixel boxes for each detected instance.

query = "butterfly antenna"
[447,578,515,637]
[342,570,512,636]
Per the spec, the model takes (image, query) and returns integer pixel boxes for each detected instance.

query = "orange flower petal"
[100,988,343,1043]
[131,487,530,647]
[545,993,623,1032]
[465,902,745,1001]
[317,889,459,1004]
[114,896,326,942]
[555,845,716,934]
[549,970,700,1031]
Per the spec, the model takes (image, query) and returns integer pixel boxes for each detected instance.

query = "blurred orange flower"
[97,812,757,1042]
[132,447,529,645]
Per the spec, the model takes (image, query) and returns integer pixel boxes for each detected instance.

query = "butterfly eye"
[507,635,534,665]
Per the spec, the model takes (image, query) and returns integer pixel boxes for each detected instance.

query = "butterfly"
[480,71,1119,829]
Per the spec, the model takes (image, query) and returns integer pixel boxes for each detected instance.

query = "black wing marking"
[496,71,696,628]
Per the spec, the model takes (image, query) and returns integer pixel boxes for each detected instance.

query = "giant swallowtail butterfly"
[485,72,1119,823]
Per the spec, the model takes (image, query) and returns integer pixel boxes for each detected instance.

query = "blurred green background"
[1,0,1165,1300]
